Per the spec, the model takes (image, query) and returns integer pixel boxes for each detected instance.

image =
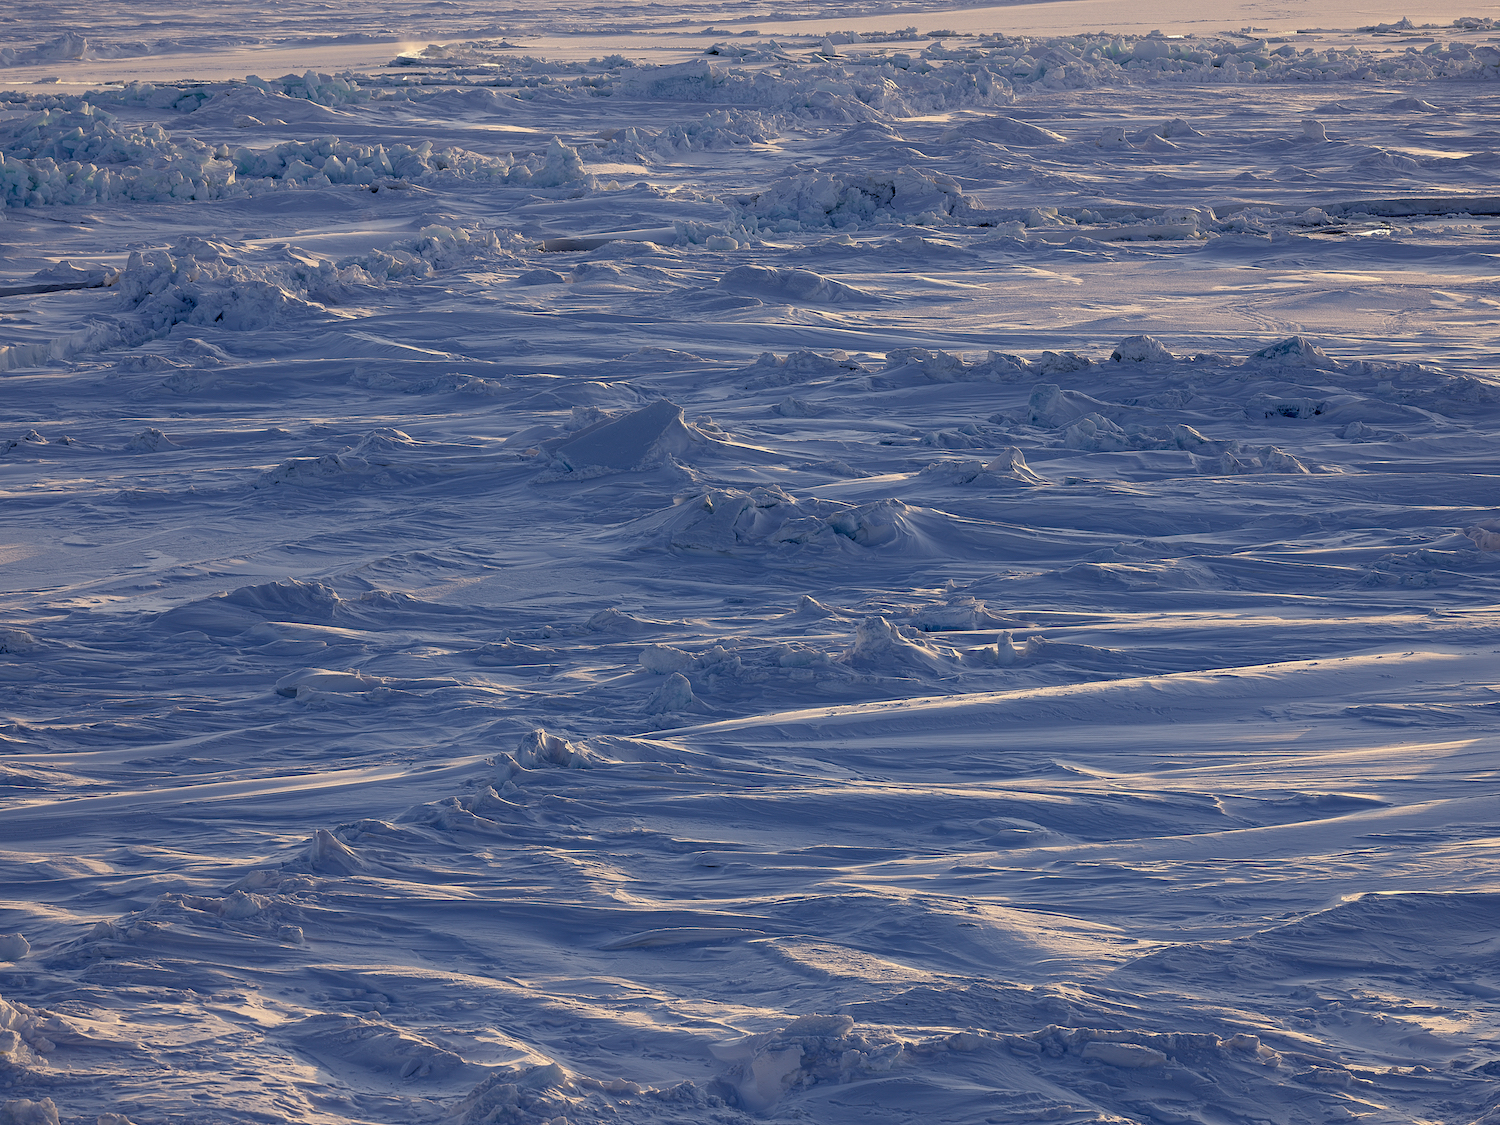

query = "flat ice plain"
[2,0,1499,1120]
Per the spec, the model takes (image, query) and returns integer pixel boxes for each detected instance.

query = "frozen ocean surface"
[1,0,1499,1122]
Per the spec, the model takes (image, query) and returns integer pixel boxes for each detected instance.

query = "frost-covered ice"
[2,0,1500,1123]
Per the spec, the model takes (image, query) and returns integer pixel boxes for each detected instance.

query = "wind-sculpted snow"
[2,9,1500,1125]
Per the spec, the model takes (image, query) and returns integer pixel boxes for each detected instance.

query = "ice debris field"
[2,0,1500,1121]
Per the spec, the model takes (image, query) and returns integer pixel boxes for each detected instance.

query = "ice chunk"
[125,427,176,452]
[639,644,692,673]
[1081,1040,1168,1067]
[983,447,1048,485]
[1464,524,1500,552]
[1109,334,1173,364]
[884,347,968,381]
[1302,118,1328,141]
[0,1100,59,1125]
[847,616,961,674]
[512,728,589,768]
[1260,446,1311,473]
[1174,425,1227,453]
[646,672,699,713]
[740,349,864,388]
[0,935,28,961]
[735,1045,804,1112]
[306,828,367,874]
[1064,413,1131,451]
[1033,350,1091,375]
[1028,383,1071,425]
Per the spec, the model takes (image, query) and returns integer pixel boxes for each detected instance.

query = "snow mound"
[543,399,705,474]
[1027,383,1114,427]
[901,597,1026,631]
[225,579,345,622]
[942,115,1067,145]
[289,1013,466,1080]
[646,671,702,714]
[515,267,565,286]
[585,607,679,635]
[1248,336,1340,369]
[0,935,28,961]
[156,578,353,636]
[718,266,876,305]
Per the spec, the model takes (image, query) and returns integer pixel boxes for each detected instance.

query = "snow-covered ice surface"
[3,0,1500,1121]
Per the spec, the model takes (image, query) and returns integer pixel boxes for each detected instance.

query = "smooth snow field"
[2,0,1500,1122]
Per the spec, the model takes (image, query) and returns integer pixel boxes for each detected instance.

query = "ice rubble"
[0,100,591,207]
[659,487,931,557]
[740,349,866,389]
[4,15,1500,1125]
[4,33,1497,219]
[733,165,976,231]
[0,225,518,372]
